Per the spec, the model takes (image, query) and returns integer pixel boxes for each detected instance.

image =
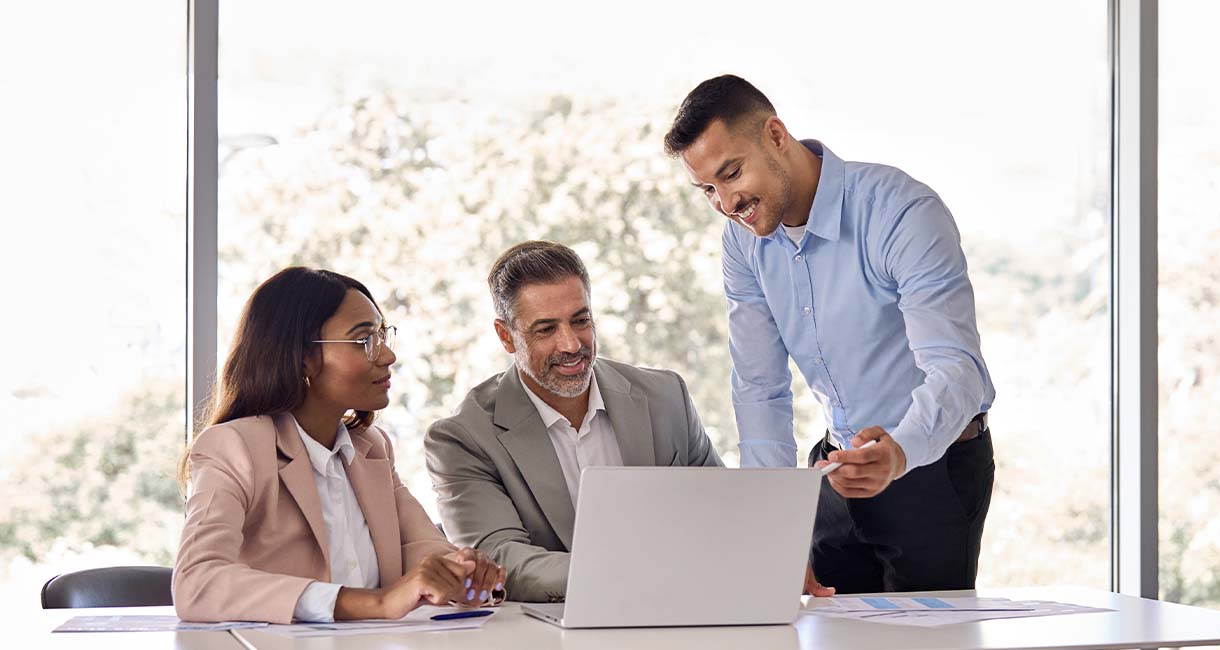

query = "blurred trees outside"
[2,88,1217,607]
[0,383,183,568]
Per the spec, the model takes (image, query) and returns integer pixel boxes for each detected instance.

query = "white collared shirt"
[290,417,380,622]
[519,370,624,505]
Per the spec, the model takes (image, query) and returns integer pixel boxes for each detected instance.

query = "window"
[1158,0,1220,608]
[217,0,1111,589]
[0,2,186,613]
[0,1,1128,609]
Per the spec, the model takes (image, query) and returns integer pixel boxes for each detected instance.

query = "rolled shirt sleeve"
[292,581,342,623]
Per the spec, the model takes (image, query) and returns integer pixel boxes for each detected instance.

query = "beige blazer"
[425,359,722,603]
[173,413,455,623]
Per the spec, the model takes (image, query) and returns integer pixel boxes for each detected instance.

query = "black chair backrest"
[41,566,173,609]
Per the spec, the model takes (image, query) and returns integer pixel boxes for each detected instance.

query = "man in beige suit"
[425,241,723,603]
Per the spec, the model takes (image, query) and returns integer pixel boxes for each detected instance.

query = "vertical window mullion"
[187,0,219,441]
[1111,0,1158,599]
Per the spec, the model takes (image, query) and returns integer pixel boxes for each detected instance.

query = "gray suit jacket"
[424,358,723,602]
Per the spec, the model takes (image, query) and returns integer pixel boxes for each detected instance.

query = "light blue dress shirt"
[724,140,995,474]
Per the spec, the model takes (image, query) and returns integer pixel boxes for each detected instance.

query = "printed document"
[256,605,497,638]
[803,597,1112,627]
[54,616,267,633]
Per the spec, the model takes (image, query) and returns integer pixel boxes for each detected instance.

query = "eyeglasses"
[313,325,397,361]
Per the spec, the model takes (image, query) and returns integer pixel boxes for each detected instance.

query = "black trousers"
[808,429,995,593]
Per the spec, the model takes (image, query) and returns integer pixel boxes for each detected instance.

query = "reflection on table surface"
[233,603,800,650]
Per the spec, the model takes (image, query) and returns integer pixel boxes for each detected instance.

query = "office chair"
[41,565,173,608]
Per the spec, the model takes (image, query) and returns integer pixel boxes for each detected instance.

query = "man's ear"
[493,320,516,354]
[762,115,790,152]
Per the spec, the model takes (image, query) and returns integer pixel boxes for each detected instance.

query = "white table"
[27,588,1220,650]
[29,606,245,650]
[228,587,1220,650]
[792,587,1220,650]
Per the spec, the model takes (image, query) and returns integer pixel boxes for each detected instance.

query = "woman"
[174,267,504,623]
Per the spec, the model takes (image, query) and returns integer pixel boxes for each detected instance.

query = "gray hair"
[487,240,592,325]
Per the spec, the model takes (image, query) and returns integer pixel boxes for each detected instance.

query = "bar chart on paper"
[803,596,1112,627]
[810,596,1035,612]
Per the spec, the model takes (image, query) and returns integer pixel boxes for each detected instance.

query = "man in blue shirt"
[664,75,996,595]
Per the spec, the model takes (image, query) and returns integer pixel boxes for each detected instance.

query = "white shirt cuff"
[292,581,342,623]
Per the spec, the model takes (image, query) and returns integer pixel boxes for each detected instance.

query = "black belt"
[825,412,988,449]
[956,412,989,444]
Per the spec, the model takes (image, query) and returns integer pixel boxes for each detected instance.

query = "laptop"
[522,466,820,628]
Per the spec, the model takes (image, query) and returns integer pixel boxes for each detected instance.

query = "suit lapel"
[345,428,403,585]
[274,414,331,574]
[596,362,658,467]
[494,368,577,551]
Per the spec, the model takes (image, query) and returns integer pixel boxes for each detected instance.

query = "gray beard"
[513,342,595,399]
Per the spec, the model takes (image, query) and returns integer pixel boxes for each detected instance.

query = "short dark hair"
[663,75,776,157]
[488,240,591,325]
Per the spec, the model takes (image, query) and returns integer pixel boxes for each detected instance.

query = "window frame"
[186,0,1162,596]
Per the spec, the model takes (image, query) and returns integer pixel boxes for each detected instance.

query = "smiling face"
[494,276,597,400]
[306,288,397,413]
[680,116,796,238]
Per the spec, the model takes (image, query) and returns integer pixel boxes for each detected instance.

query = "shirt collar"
[294,415,356,474]
[770,139,844,245]
[519,366,606,431]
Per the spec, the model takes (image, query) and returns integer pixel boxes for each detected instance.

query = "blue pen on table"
[431,609,495,621]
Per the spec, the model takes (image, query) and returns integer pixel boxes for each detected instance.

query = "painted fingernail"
[480,590,488,601]
[467,589,475,600]
[495,582,503,591]
[465,578,472,589]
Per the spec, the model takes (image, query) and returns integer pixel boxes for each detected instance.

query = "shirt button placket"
[794,252,813,318]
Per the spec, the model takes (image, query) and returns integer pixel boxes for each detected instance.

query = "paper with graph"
[803,596,1111,627]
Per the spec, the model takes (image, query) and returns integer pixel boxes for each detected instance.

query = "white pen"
[819,439,878,474]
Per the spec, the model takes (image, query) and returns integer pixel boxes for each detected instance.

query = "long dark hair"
[178,267,383,486]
